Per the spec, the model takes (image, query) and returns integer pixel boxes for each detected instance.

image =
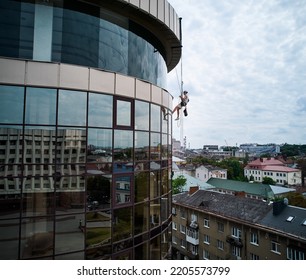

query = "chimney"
[189,186,199,195]
[272,198,287,215]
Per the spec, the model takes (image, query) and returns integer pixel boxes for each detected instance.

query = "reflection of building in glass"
[0,0,181,259]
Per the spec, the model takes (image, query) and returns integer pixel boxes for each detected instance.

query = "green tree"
[285,192,306,208]
[172,175,187,194]
[262,176,275,185]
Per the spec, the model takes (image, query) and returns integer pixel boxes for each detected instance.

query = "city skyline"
[168,0,306,148]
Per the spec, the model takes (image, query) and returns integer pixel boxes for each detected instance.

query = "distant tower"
[183,136,187,151]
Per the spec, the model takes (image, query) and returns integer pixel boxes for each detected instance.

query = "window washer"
[172,90,189,120]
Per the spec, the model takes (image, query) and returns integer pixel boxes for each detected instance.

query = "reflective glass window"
[150,104,160,132]
[134,242,149,260]
[135,131,149,161]
[135,100,149,130]
[55,213,85,254]
[56,128,86,164]
[0,85,24,124]
[0,219,19,259]
[87,128,112,173]
[161,133,168,160]
[23,126,56,166]
[86,245,111,260]
[113,130,133,164]
[88,93,113,127]
[150,170,161,199]
[150,132,161,160]
[25,87,56,125]
[135,172,149,203]
[58,90,87,126]
[134,202,149,235]
[116,99,132,127]
[20,217,54,259]
[113,207,132,242]
[86,210,111,249]
[150,235,161,260]
[87,175,111,210]
[21,191,54,217]
[99,17,128,73]
[150,199,160,228]
[114,175,132,206]
[161,169,169,195]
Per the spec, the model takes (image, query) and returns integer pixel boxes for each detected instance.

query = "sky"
[167,0,306,149]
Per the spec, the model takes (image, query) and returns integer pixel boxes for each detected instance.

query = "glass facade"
[0,0,167,87]
[0,0,179,261]
[0,85,172,259]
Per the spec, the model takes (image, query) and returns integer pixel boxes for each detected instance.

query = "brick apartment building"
[172,188,306,260]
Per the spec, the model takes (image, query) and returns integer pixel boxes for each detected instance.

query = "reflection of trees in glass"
[113,208,132,242]
[87,176,111,205]
[135,172,149,202]
[86,211,111,247]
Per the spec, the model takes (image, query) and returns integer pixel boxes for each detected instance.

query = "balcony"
[226,235,243,248]
[186,227,199,245]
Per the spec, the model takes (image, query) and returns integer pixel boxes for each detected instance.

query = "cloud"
[168,0,306,148]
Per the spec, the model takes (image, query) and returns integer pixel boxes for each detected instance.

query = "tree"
[262,176,275,185]
[172,175,187,194]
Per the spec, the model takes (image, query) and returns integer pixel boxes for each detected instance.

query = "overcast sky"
[167,0,306,149]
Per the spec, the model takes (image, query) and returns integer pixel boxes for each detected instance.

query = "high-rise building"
[0,0,182,260]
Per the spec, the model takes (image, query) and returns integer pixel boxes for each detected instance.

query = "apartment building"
[244,158,302,186]
[172,189,306,260]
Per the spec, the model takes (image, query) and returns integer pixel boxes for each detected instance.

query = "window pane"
[113,207,132,242]
[116,100,131,126]
[25,87,56,125]
[87,128,112,174]
[114,175,131,206]
[55,213,85,254]
[135,100,149,130]
[135,172,149,203]
[135,131,149,161]
[88,93,112,127]
[58,90,86,126]
[114,130,133,163]
[150,104,160,132]
[87,175,111,210]
[150,132,160,160]
[0,85,24,124]
[0,220,19,259]
[134,202,149,235]
[57,128,86,164]
[20,217,54,259]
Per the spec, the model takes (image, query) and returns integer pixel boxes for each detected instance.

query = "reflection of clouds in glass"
[0,86,24,123]
[58,90,86,126]
[116,100,131,126]
[135,100,149,130]
[151,132,160,147]
[135,131,149,148]
[114,130,133,149]
[88,128,112,148]
[26,88,56,125]
[151,104,160,132]
[88,93,112,127]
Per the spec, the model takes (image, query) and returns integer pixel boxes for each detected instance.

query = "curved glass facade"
[0,0,167,87]
[0,85,172,259]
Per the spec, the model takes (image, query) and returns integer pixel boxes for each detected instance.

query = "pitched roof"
[173,173,213,191]
[246,158,284,167]
[207,178,274,198]
[260,205,306,239]
[173,190,271,223]
[261,165,300,172]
